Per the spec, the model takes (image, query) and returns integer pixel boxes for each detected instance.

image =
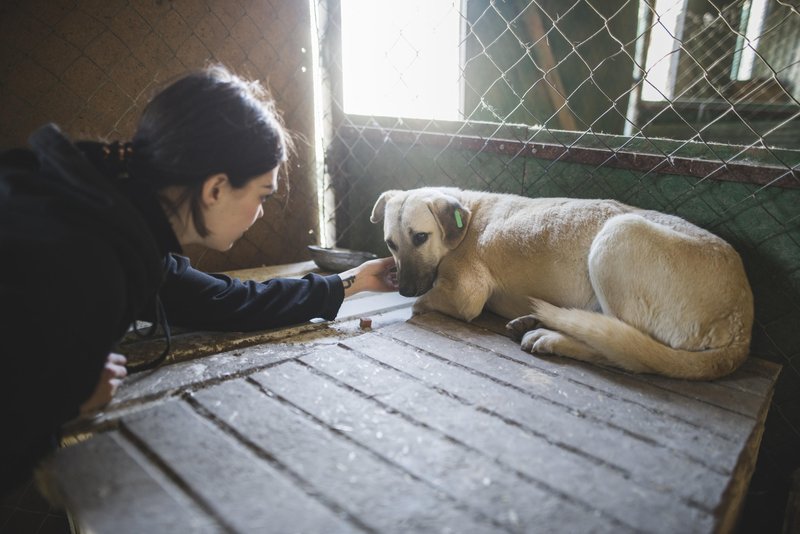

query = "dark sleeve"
[156,254,345,332]
[0,236,127,491]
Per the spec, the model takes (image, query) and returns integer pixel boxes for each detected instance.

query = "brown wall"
[0,0,319,272]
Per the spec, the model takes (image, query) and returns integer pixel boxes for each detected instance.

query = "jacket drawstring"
[126,294,172,373]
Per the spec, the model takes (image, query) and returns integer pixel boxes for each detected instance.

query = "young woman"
[0,65,397,492]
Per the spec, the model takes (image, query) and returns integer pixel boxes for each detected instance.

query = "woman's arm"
[156,254,397,332]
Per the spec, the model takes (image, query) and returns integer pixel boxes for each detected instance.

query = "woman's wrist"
[339,269,359,298]
[338,257,397,299]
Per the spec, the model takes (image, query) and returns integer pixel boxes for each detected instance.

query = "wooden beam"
[520,6,579,130]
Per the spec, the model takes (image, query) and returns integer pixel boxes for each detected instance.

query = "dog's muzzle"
[397,268,436,297]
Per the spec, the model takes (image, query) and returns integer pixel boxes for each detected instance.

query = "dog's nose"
[398,284,416,298]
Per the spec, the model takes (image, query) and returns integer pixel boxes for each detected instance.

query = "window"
[340,0,462,120]
[732,0,769,81]
[642,0,686,102]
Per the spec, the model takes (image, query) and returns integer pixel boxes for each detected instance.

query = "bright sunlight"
[340,0,462,120]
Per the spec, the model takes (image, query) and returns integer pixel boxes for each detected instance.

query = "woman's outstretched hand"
[339,256,398,298]
[79,353,127,416]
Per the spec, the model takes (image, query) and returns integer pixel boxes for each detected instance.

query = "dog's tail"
[530,299,750,380]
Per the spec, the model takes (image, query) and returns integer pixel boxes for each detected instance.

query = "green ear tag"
[454,209,463,228]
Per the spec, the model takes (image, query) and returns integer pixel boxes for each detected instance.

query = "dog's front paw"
[506,314,541,341]
[411,298,431,316]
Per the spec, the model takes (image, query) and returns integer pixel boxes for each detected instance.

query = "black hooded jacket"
[0,124,344,492]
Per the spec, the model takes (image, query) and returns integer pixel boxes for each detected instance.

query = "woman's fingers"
[379,257,399,290]
[107,353,127,378]
[79,353,129,415]
[108,352,127,366]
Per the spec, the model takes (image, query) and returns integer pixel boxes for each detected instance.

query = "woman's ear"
[201,173,229,206]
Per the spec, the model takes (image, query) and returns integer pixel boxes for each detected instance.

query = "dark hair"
[128,64,293,237]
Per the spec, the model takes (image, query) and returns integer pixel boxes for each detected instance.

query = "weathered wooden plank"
[66,309,417,438]
[120,321,324,366]
[191,379,515,533]
[221,260,319,280]
[336,291,416,320]
[122,400,359,534]
[120,296,413,366]
[327,307,414,337]
[633,372,775,419]
[379,321,745,474]
[253,360,712,533]
[249,363,593,534]
[62,342,306,438]
[410,312,762,440]
[47,433,220,534]
[327,337,728,513]
[109,343,307,409]
[782,468,800,534]
[714,401,772,534]
[469,311,780,399]
[666,356,782,396]
[115,326,381,406]
[734,357,784,381]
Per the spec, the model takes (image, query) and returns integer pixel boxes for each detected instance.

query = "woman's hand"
[339,256,398,298]
[79,353,128,416]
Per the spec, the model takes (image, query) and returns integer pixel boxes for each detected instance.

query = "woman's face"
[202,166,279,251]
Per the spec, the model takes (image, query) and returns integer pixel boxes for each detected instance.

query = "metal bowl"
[307,245,378,272]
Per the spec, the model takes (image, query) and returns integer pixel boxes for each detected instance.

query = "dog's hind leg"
[587,212,747,351]
[506,314,541,340]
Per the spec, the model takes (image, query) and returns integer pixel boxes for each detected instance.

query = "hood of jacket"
[0,124,168,491]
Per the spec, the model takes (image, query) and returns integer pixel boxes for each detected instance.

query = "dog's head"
[370,188,471,297]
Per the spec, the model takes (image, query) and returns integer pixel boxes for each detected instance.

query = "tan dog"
[370,187,753,380]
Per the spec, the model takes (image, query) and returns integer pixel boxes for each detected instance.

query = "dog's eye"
[412,232,429,247]
[386,239,397,251]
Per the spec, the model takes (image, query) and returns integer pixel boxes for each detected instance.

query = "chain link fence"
[314,0,799,530]
[0,0,319,274]
[1,0,798,530]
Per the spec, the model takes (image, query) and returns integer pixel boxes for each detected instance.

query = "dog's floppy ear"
[429,195,471,249]
[370,190,399,223]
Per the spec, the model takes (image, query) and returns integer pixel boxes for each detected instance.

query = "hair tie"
[102,141,134,179]
[102,141,133,160]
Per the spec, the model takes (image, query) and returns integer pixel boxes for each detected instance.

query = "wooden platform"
[43,263,781,534]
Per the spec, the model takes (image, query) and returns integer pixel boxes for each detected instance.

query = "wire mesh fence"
[0,0,320,273]
[1,0,798,529]
[314,0,799,529]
